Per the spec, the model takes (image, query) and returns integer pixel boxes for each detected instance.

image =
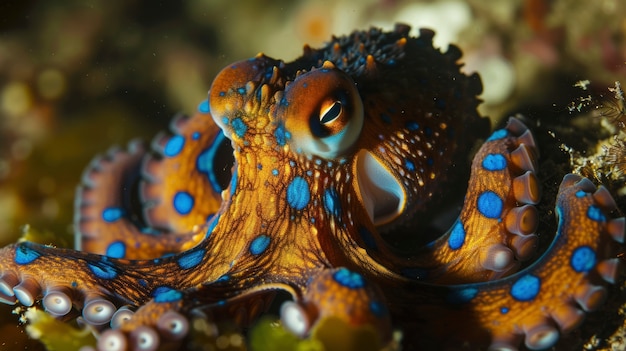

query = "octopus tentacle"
[74,138,207,260]
[74,140,150,257]
[280,267,392,345]
[141,104,232,233]
[398,117,541,283]
[394,173,624,350]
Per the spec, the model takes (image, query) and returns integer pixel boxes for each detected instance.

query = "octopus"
[0,24,624,351]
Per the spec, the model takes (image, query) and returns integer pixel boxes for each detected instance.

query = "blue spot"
[587,205,606,222]
[231,118,247,138]
[102,207,124,222]
[216,274,230,282]
[164,135,185,157]
[487,129,508,141]
[406,121,419,131]
[274,124,289,146]
[280,96,289,106]
[425,127,432,136]
[230,167,238,197]
[482,154,507,171]
[173,191,194,215]
[448,220,466,250]
[404,159,415,172]
[197,131,227,193]
[237,87,246,94]
[571,246,596,272]
[576,190,587,198]
[197,99,210,113]
[219,91,225,97]
[333,268,365,289]
[192,132,200,140]
[446,287,478,304]
[500,307,509,314]
[324,189,341,217]
[272,169,279,176]
[249,235,271,255]
[88,260,118,280]
[359,226,377,249]
[369,301,387,317]
[510,274,541,301]
[138,279,148,287]
[14,244,40,265]
[286,176,310,210]
[206,214,220,239]
[427,158,434,166]
[153,286,183,303]
[477,191,503,219]
[178,249,206,269]
[105,241,126,258]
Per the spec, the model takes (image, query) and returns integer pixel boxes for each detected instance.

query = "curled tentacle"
[141,106,232,233]
[281,268,392,346]
[398,117,542,283]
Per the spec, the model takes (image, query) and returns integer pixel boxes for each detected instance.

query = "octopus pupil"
[320,101,342,124]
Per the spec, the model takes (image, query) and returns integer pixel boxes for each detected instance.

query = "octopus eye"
[320,101,342,125]
[280,64,364,159]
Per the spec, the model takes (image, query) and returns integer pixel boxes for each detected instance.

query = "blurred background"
[0,0,625,349]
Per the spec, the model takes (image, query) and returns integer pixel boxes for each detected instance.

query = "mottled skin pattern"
[0,25,624,351]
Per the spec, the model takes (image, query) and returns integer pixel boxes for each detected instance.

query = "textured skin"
[0,25,624,350]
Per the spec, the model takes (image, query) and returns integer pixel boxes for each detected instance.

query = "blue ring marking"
[333,268,365,289]
[369,301,388,317]
[587,205,606,222]
[448,220,466,250]
[510,274,541,301]
[359,226,377,250]
[231,117,248,138]
[14,244,41,265]
[446,287,478,304]
[178,249,206,269]
[486,129,508,141]
[164,135,185,157]
[477,191,504,219]
[88,260,118,280]
[575,190,587,198]
[105,241,126,258]
[198,99,210,113]
[173,191,194,215]
[324,189,341,218]
[249,235,271,255]
[482,154,507,171]
[229,167,238,197]
[216,274,230,282]
[405,121,419,131]
[197,131,227,193]
[274,124,290,146]
[102,207,124,223]
[153,286,183,303]
[404,159,416,172]
[570,246,596,273]
[286,176,310,210]
[205,214,221,239]
[500,307,509,314]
